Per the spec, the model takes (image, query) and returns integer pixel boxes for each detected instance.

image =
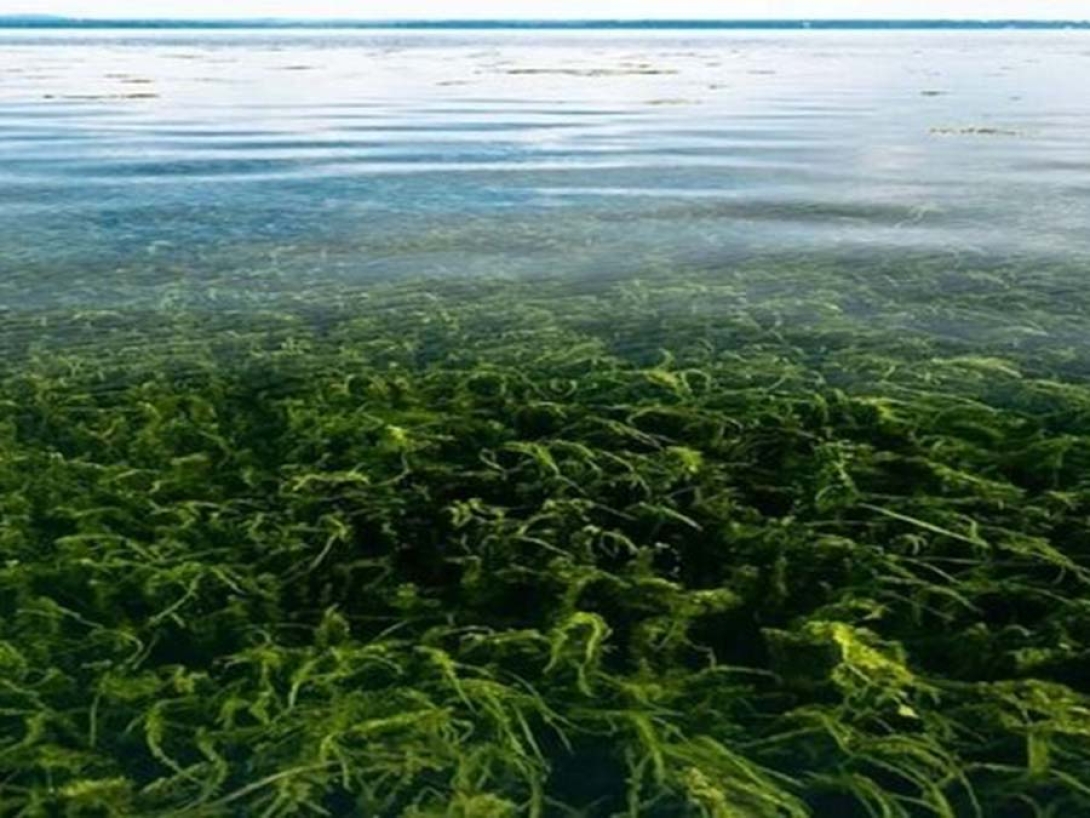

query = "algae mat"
[2,263,1089,817]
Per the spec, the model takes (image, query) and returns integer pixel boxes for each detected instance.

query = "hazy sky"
[4,0,1090,19]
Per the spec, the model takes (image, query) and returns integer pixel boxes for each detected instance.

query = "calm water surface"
[1,30,1089,312]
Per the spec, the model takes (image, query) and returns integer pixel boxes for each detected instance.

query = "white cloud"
[3,0,1089,19]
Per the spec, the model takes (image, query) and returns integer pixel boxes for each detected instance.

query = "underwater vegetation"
[1,259,1090,817]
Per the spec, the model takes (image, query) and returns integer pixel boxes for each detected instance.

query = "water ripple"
[1,29,1089,309]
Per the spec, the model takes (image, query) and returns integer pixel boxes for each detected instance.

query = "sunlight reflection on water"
[1,29,1089,310]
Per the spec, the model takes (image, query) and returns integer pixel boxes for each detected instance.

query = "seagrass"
[1,260,1089,816]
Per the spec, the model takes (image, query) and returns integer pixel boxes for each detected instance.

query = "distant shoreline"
[1,18,1089,31]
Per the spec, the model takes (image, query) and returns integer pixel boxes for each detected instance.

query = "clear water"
[1,29,1089,312]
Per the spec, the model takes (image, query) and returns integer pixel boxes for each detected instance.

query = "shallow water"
[5,30,1090,816]
[2,29,1089,315]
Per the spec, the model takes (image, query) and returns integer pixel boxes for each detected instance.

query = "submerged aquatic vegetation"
[1,260,1090,816]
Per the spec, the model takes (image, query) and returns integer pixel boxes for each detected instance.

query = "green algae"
[1,263,1090,816]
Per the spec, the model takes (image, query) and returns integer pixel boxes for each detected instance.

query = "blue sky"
[3,0,1089,19]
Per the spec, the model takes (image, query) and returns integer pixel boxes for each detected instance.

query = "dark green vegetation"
[2,258,1090,816]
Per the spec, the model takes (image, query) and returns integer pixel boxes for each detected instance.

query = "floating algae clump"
[1,262,1090,816]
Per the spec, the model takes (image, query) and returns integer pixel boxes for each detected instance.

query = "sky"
[3,0,1090,20]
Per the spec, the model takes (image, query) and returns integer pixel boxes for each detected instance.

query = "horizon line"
[2,16,1089,28]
